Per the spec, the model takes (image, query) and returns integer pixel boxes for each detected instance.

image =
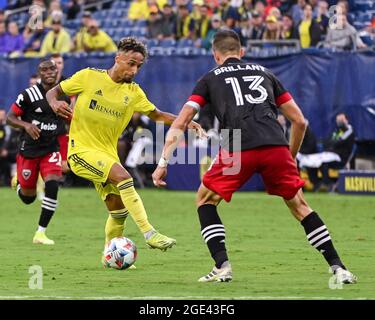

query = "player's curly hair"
[117,37,148,59]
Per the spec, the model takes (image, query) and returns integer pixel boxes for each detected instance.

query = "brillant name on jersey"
[214,64,265,76]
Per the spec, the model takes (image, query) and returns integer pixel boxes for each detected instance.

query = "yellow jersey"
[299,20,312,49]
[60,68,156,158]
[82,30,118,53]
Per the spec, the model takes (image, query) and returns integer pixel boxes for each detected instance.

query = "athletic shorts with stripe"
[68,150,121,200]
[202,146,305,202]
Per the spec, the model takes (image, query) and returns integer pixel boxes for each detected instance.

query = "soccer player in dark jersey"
[152,30,357,284]
[6,60,62,245]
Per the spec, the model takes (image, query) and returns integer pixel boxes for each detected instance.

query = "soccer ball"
[103,237,137,270]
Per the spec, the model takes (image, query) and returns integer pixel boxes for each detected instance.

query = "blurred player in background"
[153,30,357,285]
[50,53,72,174]
[46,37,204,258]
[6,60,62,245]
[34,54,71,200]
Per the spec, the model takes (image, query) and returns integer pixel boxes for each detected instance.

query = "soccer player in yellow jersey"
[46,37,204,255]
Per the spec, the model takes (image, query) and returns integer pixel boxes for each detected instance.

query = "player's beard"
[123,75,134,83]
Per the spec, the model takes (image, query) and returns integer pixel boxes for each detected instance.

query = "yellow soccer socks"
[105,208,129,243]
[117,178,154,234]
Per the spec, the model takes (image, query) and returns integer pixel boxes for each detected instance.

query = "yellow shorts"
[68,150,121,200]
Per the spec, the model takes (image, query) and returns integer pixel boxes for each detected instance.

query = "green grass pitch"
[0,187,374,300]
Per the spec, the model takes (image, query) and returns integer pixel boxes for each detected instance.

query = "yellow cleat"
[33,231,55,245]
[146,231,176,251]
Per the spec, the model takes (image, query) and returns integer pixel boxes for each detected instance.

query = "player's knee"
[110,169,132,184]
[196,190,221,207]
[285,193,312,221]
[61,161,70,174]
[19,192,36,205]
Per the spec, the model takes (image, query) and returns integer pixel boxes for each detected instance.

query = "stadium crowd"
[0,0,374,57]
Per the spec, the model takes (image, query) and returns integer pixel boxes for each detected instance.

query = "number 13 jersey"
[186,57,293,152]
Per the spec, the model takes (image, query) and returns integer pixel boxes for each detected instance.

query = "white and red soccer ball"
[103,237,137,270]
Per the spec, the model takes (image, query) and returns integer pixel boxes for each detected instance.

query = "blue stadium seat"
[111,0,120,8]
[120,20,134,28]
[146,39,159,48]
[177,39,194,47]
[116,29,131,38]
[159,39,176,47]
[93,11,108,20]
[131,27,147,37]
[106,28,117,38]
[353,21,367,29]
[357,12,372,22]
[112,0,130,9]
[64,20,78,29]
[356,1,373,11]
[101,20,110,28]
[108,9,126,19]
[134,20,148,28]
[360,34,374,46]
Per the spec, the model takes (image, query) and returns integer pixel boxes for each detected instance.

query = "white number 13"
[225,76,268,106]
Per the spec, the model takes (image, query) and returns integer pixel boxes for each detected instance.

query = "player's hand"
[24,123,41,140]
[188,121,207,139]
[51,100,72,120]
[152,166,167,188]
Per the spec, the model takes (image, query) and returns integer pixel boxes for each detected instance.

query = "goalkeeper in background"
[46,37,204,256]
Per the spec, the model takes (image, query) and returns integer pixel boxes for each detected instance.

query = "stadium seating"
[2,0,375,58]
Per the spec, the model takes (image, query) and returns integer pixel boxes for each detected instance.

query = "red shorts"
[202,146,305,202]
[57,134,69,161]
[17,152,62,189]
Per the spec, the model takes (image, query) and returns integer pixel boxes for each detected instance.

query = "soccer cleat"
[334,267,357,284]
[33,231,55,245]
[146,231,176,251]
[198,263,233,283]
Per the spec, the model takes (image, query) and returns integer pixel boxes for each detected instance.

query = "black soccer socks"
[301,211,345,271]
[198,204,228,268]
[39,180,59,228]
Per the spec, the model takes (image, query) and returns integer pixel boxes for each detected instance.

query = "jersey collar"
[223,57,242,65]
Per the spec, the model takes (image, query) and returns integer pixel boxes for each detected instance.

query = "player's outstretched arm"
[152,105,198,188]
[46,84,72,120]
[148,108,206,138]
[279,99,307,158]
